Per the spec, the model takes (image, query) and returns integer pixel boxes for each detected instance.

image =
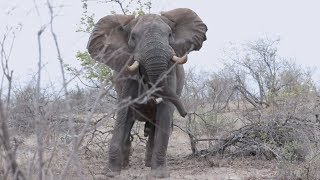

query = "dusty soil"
[98,127,278,180]
[14,121,277,180]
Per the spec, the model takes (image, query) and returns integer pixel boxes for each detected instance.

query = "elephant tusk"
[127,60,139,72]
[171,54,188,64]
[155,97,163,104]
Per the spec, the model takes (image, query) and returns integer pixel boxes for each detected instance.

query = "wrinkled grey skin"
[87,8,207,178]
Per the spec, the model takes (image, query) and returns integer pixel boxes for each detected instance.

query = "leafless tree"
[0,25,25,180]
[2,0,320,179]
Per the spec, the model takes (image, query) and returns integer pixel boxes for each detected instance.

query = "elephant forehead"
[135,14,167,29]
[139,14,161,21]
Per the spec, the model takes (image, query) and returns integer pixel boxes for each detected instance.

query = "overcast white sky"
[1,0,320,87]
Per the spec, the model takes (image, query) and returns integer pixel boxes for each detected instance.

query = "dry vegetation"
[1,1,320,180]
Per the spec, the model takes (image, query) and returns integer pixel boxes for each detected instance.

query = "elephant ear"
[161,8,207,56]
[87,15,135,72]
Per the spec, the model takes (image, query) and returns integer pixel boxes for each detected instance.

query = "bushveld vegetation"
[1,0,320,179]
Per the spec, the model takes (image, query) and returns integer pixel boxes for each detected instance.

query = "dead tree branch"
[0,27,25,180]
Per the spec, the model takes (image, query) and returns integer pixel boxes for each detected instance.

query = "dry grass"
[10,121,278,179]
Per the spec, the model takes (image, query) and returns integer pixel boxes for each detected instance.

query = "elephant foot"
[149,166,170,178]
[144,121,153,137]
[105,170,120,178]
[145,159,151,167]
[122,159,130,169]
[122,150,131,169]
[145,150,153,167]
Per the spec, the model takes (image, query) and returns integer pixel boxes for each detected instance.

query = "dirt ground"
[14,122,278,180]
[103,127,278,180]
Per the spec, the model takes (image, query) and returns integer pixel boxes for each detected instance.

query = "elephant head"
[87,8,207,117]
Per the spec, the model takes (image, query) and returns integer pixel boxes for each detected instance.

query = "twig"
[0,25,25,180]
[33,25,46,180]
[47,1,85,179]
[114,0,127,15]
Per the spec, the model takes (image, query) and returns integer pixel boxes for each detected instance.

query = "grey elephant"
[87,8,207,178]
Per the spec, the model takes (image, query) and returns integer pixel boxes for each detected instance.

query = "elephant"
[87,8,207,178]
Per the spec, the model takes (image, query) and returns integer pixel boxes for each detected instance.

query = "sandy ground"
[103,127,277,180]
[14,122,277,180]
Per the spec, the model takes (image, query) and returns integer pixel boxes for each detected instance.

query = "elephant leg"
[150,101,174,178]
[122,119,135,169]
[107,107,134,176]
[145,123,155,167]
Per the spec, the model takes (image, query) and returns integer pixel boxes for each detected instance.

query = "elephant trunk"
[141,42,187,117]
[160,81,187,117]
[143,42,170,84]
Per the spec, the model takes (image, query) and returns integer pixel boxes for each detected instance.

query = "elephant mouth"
[138,82,187,118]
[135,62,188,118]
[127,53,188,72]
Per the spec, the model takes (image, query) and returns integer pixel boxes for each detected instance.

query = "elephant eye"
[169,33,172,38]
[131,32,138,41]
